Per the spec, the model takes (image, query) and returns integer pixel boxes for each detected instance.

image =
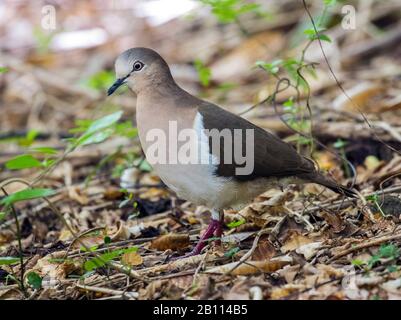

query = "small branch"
[1,187,26,297]
[329,231,401,262]
[76,284,138,299]
[227,228,270,274]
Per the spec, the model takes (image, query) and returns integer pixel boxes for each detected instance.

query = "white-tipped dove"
[108,47,355,258]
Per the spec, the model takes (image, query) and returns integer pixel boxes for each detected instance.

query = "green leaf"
[115,121,138,139]
[317,34,332,42]
[387,265,398,273]
[139,159,152,172]
[80,245,99,252]
[367,254,381,268]
[31,147,58,155]
[85,70,115,91]
[69,119,93,134]
[283,97,295,110]
[351,259,366,267]
[227,218,246,228]
[1,188,55,206]
[0,211,7,220]
[5,154,43,170]
[303,28,332,42]
[72,111,123,148]
[27,271,42,290]
[0,67,8,73]
[76,128,114,146]
[224,247,240,257]
[42,158,56,168]
[86,111,123,135]
[201,0,263,23]
[0,257,20,265]
[366,194,378,202]
[378,244,399,259]
[333,139,347,149]
[194,59,211,87]
[323,0,337,6]
[83,247,137,271]
[104,236,111,244]
[18,129,39,147]
[256,59,283,75]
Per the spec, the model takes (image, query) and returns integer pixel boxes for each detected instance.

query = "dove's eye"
[133,61,144,71]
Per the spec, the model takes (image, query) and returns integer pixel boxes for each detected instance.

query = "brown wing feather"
[198,103,316,181]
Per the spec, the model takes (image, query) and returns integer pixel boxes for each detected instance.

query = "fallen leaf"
[320,211,346,233]
[68,186,89,205]
[364,155,381,171]
[122,251,143,266]
[333,82,384,113]
[29,251,80,282]
[222,231,255,244]
[281,233,313,253]
[270,284,304,299]
[103,187,124,200]
[150,233,190,251]
[109,221,131,241]
[382,278,401,295]
[277,264,300,284]
[251,235,277,260]
[296,242,322,260]
[205,255,292,275]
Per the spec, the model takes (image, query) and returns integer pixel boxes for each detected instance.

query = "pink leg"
[171,218,222,260]
[213,213,225,246]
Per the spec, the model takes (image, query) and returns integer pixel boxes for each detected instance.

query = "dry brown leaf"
[103,187,124,200]
[168,275,194,290]
[150,233,190,251]
[109,221,131,241]
[270,284,304,299]
[333,82,384,113]
[29,251,80,281]
[139,187,170,200]
[281,233,313,253]
[58,228,73,242]
[122,251,143,266]
[333,82,401,114]
[0,287,24,299]
[314,151,337,171]
[224,279,253,300]
[251,235,277,260]
[277,264,301,284]
[222,231,255,244]
[316,264,344,278]
[320,211,346,234]
[68,186,89,205]
[295,242,322,260]
[205,255,292,275]
[0,230,15,245]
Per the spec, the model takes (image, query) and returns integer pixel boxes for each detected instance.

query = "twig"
[76,284,138,299]
[304,184,401,214]
[108,261,149,283]
[227,228,270,274]
[135,253,214,277]
[329,232,401,262]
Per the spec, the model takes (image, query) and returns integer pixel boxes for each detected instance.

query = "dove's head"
[108,47,173,96]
